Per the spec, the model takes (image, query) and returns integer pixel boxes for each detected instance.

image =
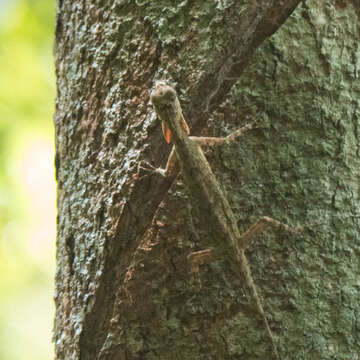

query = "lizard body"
[149,81,298,359]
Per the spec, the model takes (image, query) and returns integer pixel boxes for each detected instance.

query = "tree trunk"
[54,1,360,359]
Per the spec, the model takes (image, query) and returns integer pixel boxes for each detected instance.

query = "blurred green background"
[0,0,55,359]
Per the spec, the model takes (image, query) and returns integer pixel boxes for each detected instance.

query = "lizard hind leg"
[187,248,214,273]
[239,216,302,250]
[188,247,280,359]
[187,249,214,289]
[236,216,302,360]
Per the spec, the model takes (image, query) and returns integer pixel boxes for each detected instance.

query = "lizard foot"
[137,160,166,177]
[187,249,213,290]
[187,249,213,273]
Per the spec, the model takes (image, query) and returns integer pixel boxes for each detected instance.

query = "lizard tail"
[238,251,280,360]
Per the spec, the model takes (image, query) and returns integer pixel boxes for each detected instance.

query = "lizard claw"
[138,160,157,172]
[137,160,166,177]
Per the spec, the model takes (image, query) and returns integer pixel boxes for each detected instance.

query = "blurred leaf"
[0,0,55,359]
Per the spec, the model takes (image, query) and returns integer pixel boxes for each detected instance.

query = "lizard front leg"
[159,123,254,178]
[189,123,253,146]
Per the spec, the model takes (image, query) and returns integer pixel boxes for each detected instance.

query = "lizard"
[146,80,300,359]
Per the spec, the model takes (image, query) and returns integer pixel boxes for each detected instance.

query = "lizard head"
[150,81,190,144]
[150,81,177,108]
[150,81,178,144]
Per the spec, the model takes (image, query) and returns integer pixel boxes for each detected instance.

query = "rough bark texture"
[54,1,360,359]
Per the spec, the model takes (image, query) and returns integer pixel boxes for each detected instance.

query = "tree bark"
[54,1,360,359]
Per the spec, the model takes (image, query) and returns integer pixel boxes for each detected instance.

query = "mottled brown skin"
[150,81,300,359]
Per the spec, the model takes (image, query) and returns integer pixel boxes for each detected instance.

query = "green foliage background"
[0,0,55,358]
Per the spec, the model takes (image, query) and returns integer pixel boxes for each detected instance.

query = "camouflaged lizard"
[146,81,300,359]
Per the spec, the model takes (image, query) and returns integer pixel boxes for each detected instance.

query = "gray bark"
[54,1,360,359]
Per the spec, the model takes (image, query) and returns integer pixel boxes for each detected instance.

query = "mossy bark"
[54,1,360,359]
